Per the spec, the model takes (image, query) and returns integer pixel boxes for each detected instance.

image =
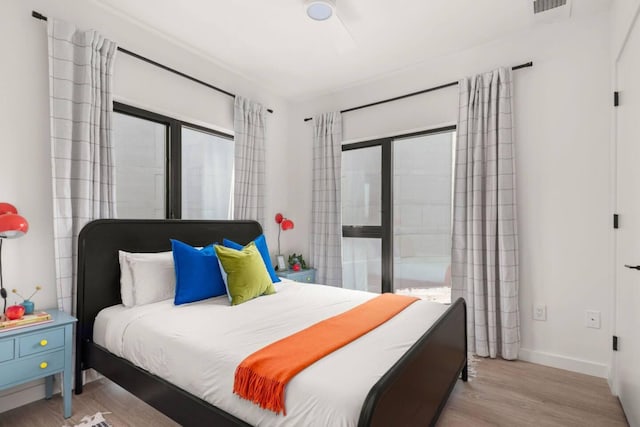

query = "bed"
[75,219,467,426]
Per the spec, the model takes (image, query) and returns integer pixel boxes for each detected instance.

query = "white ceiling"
[94,0,611,99]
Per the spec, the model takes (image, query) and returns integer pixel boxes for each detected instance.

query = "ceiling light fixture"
[305,0,335,21]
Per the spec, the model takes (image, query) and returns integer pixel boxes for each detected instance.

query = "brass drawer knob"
[40,362,48,369]
[40,339,48,347]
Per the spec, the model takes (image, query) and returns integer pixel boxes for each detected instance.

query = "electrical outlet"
[533,304,547,321]
[586,310,601,329]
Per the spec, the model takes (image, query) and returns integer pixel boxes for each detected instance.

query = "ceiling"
[94,0,611,99]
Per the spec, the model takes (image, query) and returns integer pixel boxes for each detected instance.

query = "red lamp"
[275,213,294,256]
[0,203,29,317]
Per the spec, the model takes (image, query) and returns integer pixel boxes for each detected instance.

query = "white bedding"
[94,279,448,427]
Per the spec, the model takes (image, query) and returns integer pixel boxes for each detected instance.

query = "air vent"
[534,0,567,14]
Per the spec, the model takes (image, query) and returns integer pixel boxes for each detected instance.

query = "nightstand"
[0,309,76,418]
[276,268,316,283]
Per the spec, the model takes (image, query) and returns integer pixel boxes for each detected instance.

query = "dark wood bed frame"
[75,219,467,427]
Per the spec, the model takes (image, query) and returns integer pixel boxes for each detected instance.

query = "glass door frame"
[341,125,456,293]
[342,138,392,292]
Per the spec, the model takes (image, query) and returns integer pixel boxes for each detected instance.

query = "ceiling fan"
[304,0,357,53]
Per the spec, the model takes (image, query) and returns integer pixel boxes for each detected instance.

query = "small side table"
[0,309,77,418]
[276,268,317,284]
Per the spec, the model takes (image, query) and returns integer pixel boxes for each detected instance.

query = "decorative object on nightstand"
[0,311,52,330]
[274,213,294,270]
[21,299,34,315]
[4,304,25,320]
[0,202,29,319]
[12,285,42,315]
[288,253,307,272]
[276,267,316,284]
[0,309,76,418]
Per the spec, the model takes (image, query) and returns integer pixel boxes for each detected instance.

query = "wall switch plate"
[586,310,601,329]
[533,304,547,321]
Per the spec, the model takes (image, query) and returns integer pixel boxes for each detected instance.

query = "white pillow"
[217,257,232,303]
[118,250,136,307]
[119,250,175,306]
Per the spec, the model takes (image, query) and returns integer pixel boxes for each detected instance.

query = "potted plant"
[288,253,307,272]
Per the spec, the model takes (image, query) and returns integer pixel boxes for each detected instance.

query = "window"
[113,112,166,219]
[181,127,234,219]
[112,103,234,219]
[341,126,456,303]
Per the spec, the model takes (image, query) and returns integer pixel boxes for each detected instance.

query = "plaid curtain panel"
[47,19,117,314]
[311,112,343,286]
[451,67,520,360]
[233,96,266,227]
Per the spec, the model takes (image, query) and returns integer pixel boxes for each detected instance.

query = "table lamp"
[274,213,294,256]
[0,203,29,316]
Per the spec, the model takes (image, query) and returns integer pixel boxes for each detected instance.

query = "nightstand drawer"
[275,268,316,283]
[0,339,15,363]
[0,349,65,388]
[19,328,65,357]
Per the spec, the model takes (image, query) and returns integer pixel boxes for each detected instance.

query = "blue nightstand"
[0,309,76,418]
[276,268,316,284]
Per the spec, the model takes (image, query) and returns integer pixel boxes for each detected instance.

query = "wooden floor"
[438,359,628,427]
[0,359,628,427]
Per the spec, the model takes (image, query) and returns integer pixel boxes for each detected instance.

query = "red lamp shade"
[0,203,28,239]
[0,203,18,216]
[275,213,294,230]
[281,219,294,231]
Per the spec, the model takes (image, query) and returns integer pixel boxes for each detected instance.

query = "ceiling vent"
[533,0,567,14]
[532,0,571,23]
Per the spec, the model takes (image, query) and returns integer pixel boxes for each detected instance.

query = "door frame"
[341,125,456,293]
[610,1,640,397]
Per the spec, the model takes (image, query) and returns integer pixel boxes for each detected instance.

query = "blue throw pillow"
[223,234,281,283]
[171,239,227,305]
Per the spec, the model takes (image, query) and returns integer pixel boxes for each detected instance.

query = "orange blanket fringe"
[233,293,419,415]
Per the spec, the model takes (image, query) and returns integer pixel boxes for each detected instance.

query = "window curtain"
[311,112,343,286]
[47,19,118,314]
[451,67,520,360]
[233,96,266,226]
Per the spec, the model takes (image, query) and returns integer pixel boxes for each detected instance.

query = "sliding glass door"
[341,127,455,300]
[341,144,383,292]
[393,131,455,301]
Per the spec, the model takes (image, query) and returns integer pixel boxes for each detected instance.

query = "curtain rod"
[303,61,533,122]
[32,11,274,114]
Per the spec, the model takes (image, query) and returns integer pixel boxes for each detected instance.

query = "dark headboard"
[76,219,262,350]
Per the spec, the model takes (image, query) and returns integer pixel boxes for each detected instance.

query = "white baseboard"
[0,379,57,414]
[519,348,609,378]
[0,369,101,414]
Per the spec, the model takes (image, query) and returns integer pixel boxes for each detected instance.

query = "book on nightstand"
[0,311,52,332]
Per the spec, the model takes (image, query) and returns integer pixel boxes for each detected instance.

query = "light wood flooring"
[0,359,628,426]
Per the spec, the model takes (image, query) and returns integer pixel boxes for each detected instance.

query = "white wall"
[0,0,290,410]
[611,0,640,59]
[288,10,613,377]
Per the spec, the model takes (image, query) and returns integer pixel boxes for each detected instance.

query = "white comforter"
[94,280,447,427]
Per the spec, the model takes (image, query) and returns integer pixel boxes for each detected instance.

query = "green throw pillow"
[214,242,276,306]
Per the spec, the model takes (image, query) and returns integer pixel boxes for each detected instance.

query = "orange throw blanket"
[233,293,419,415]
